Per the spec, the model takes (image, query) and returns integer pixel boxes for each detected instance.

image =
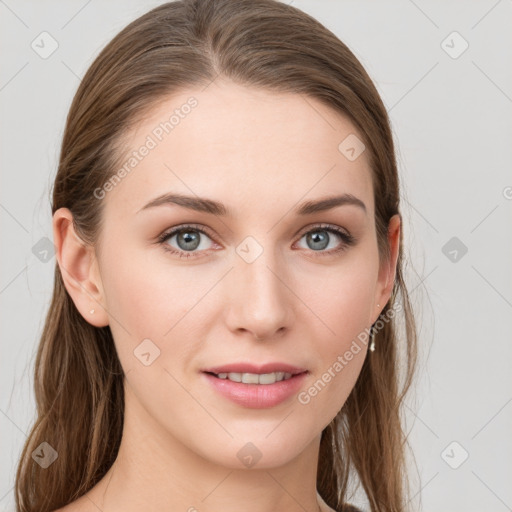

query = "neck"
[84,382,327,512]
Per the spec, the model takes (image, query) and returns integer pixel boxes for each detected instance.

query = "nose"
[224,247,294,341]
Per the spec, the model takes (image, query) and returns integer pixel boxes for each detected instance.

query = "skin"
[53,78,400,512]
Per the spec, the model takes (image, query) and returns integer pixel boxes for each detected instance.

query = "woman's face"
[81,79,398,468]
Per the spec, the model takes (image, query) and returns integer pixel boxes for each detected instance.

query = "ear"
[52,207,109,327]
[371,213,401,323]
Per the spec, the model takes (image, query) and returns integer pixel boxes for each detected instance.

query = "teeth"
[215,371,295,384]
[242,373,260,384]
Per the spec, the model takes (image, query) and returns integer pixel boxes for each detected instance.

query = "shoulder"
[51,496,91,512]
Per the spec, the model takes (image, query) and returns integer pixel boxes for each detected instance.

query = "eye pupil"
[307,230,329,250]
[178,230,200,251]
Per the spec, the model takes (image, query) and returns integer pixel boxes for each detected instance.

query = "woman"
[15,0,417,511]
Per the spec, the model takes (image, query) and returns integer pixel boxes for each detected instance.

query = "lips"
[202,362,307,376]
[201,362,309,408]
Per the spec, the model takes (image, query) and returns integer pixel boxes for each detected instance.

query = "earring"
[369,303,380,352]
[369,325,376,352]
[89,309,95,314]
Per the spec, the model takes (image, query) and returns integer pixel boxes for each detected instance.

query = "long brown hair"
[15,1,418,510]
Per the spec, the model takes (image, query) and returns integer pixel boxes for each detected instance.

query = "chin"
[192,427,317,471]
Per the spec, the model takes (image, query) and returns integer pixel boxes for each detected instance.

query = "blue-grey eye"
[159,226,214,253]
[305,230,330,250]
[175,230,201,251]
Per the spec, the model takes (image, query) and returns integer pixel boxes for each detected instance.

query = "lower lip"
[202,372,308,409]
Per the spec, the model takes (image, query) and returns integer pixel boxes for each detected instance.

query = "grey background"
[1,1,511,511]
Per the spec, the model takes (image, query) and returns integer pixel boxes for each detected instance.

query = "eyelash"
[156,223,356,259]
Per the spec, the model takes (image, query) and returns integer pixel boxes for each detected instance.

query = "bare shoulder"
[52,495,94,512]
[52,504,80,512]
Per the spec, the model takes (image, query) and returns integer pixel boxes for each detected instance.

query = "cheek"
[299,258,377,348]
[100,251,215,369]
[293,260,376,421]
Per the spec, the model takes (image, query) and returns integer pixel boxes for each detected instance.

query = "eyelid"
[157,222,355,258]
[156,223,219,247]
[293,223,356,253]
[295,222,351,239]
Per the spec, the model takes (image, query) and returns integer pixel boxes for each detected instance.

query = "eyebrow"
[137,192,367,216]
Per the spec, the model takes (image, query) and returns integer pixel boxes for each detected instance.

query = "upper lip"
[202,362,308,375]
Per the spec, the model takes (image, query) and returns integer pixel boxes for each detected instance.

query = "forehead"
[103,79,374,220]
